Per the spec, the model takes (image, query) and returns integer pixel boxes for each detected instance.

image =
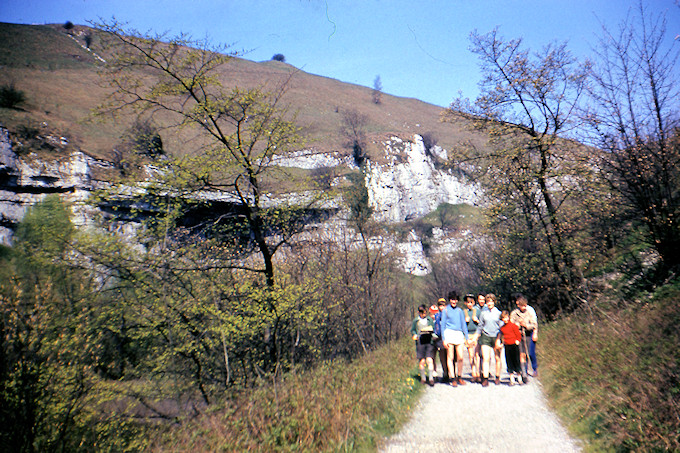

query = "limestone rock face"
[0,127,99,244]
[366,136,478,223]
[0,129,479,275]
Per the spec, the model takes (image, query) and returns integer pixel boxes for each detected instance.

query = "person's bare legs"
[494,343,503,384]
[419,357,435,385]
[425,357,434,385]
[468,342,478,382]
[446,343,459,386]
[480,344,492,386]
[419,358,427,382]
[455,343,466,384]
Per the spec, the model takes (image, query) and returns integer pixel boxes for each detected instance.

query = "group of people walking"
[410,291,539,387]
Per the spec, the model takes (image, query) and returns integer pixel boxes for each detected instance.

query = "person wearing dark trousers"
[433,298,449,382]
[411,304,436,386]
[499,310,523,385]
[511,294,539,380]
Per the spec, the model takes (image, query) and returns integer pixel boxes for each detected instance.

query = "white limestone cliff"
[366,135,478,223]
[0,129,479,274]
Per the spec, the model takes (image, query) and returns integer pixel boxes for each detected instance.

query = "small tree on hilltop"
[272,53,285,62]
[123,118,164,158]
[372,75,383,104]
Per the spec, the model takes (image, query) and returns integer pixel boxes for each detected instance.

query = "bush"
[271,53,285,62]
[0,84,26,109]
[123,119,164,157]
[147,337,422,452]
[63,21,74,30]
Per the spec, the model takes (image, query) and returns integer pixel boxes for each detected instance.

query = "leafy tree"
[271,53,285,62]
[94,21,313,289]
[445,29,595,314]
[0,196,111,452]
[92,22,330,387]
[586,3,680,277]
[122,118,164,157]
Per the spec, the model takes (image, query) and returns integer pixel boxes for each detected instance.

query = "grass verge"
[149,336,423,452]
[540,280,680,452]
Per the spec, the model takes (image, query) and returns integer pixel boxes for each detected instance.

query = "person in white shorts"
[440,290,469,386]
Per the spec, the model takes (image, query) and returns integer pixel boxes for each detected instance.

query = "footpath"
[379,358,583,453]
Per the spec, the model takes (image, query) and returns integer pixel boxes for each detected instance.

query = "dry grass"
[540,282,680,452]
[147,337,422,452]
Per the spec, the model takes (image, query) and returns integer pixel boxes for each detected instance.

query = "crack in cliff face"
[0,183,76,194]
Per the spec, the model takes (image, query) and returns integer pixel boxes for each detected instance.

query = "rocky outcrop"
[0,128,102,243]
[0,128,478,274]
[367,135,479,223]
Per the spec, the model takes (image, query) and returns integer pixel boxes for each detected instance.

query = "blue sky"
[1,0,678,107]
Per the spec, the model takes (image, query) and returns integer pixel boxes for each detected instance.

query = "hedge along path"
[379,353,583,453]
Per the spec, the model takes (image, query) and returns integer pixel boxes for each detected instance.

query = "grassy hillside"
[541,281,680,452]
[0,22,482,162]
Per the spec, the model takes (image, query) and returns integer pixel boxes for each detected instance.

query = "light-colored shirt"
[478,306,502,337]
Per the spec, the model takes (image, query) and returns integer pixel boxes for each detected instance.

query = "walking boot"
[457,376,466,385]
[481,377,489,387]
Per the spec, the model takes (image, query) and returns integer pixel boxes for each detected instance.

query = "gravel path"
[379,355,583,453]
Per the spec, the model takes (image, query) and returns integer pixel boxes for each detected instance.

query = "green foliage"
[0,83,26,109]
[0,196,121,452]
[344,171,372,227]
[94,21,313,288]
[14,194,74,260]
[415,202,481,232]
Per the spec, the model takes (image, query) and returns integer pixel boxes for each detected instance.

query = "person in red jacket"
[498,310,523,386]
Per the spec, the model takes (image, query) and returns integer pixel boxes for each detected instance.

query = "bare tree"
[586,3,680,275]
[340,109,369,166]
[445,28,594,311]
